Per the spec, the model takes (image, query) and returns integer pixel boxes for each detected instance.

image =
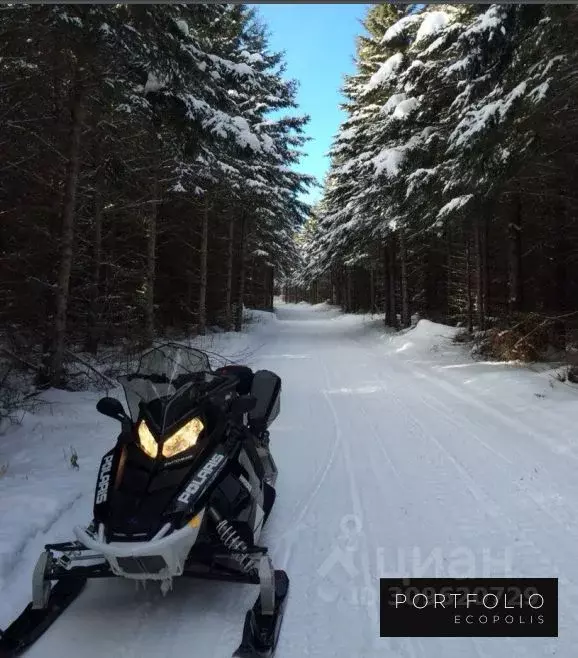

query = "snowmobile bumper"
[73,511,206,581]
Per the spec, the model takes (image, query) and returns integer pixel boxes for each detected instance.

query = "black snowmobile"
[0,344,288,658]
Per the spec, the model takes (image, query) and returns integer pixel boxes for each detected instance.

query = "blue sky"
[255,4,369,205]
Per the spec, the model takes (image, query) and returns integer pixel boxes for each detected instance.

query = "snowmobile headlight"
[162,417,204,458]
[137,420,158,459]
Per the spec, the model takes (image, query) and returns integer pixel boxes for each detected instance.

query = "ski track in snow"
[1,302,577,657]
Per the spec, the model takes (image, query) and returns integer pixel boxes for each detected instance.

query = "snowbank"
[0,390,116,614]
[392,318,459,345]
[378,318,578,414]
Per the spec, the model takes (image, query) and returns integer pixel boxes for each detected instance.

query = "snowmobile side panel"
[233,570,289,658]
[0,578,86,657]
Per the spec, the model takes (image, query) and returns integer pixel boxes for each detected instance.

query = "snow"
[437,194,473,218]
[337,126,357,141]
[392,97,419,119]
[405,166,438,198]
[241,50,264,65]
[381,93,407,114]
[143,72,165,94]
[0,389,117,597]
[542,55,565,77]
[463,6,506,39]
[371,132,424,178]
[414,11,450,43]
[227,116,262,151]
[380,95,419,120]
[381,15,421,45]
[372,147,405,178]
[261,133,275,153]
[528,80,550,104]
[231,62,254,77]
[450,82,528,149]
[174,19,189,37]
[3,303,578,656]
[422,34,446,55]
[58,13,83,28]
[445,56,470,76]
[364,53,403,93]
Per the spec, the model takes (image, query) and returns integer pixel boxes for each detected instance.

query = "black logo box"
[380,578,558,637]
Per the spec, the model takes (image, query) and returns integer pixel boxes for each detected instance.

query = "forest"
[293,4,578,363]
[2,3,578,410]
[0,4,312,393]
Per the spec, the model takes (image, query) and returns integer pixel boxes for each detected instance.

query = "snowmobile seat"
[215,365,254,395]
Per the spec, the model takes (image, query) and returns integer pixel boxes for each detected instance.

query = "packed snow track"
[2,302,578,657]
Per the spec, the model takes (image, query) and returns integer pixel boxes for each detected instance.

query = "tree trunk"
[263,266,271,309]
[400,228,410,327]
[346,269,353,312]
[85,185,103,354]
[234,212,247,332]
[330,270,337,305]
[369,268,375,314]
[333,272,343,308]
[225,211,235,330]
[144,178,158,347]
[383,242,391,326]
[198,198,209,335]
[269,267,275,309]
[44,84,85,386]
[508,194,523,314]
[481,209,489,324]
[553,191,568,350]
[445,224,452,323]
[474,213,485,330]
[466,239,473,333]
[388,235,397,328]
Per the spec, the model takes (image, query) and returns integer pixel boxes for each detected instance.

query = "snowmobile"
[0,344,288,658]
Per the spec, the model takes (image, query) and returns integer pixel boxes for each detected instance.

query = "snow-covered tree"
[297,3,578,345]
[0,4,312,384]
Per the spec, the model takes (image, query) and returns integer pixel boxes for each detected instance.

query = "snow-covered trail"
[3,302,578,657]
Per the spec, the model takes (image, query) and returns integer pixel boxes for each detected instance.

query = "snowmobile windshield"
[118,344,215,434]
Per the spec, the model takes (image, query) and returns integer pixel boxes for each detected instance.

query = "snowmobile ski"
[233,570,289,658]
[0,577,86,657]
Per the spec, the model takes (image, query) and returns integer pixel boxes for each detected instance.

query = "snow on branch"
[449,81,529,150]
[381,15,421,45]
[437,194,473,219]
[364,53,403,93]
[414,12,450,44]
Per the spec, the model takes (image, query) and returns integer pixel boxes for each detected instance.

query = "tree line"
[294,3,578,360]
[0,4,312,388]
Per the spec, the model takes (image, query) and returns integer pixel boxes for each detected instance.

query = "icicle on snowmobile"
[0,344,288,658]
